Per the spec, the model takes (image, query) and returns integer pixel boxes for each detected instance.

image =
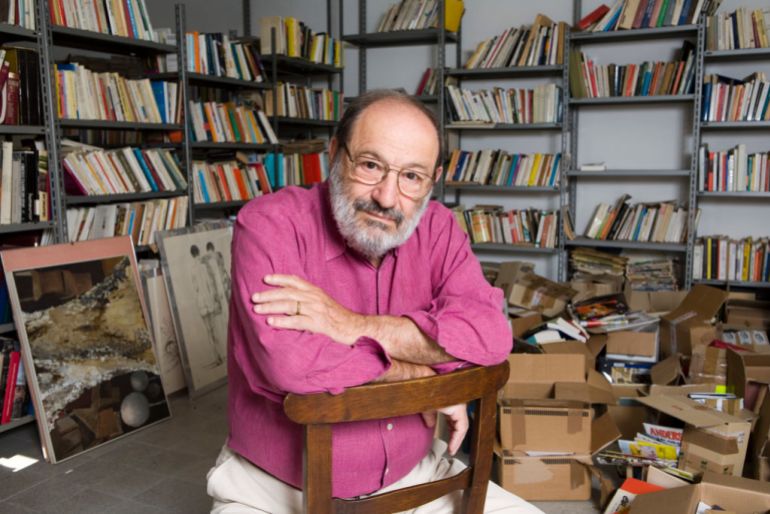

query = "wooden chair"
[283,361,510,514]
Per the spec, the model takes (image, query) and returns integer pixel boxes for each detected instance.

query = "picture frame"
[0,236,171,463]
[156,221,232,398]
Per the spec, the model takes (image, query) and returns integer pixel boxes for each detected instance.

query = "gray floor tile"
[38,488,126,514]
[102,498,169,514]
[90,462,168,499]
[134,477,212,514]
[0,500,39,513]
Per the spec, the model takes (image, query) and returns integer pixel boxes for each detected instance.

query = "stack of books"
[259,16,343,67]
[570,247,628,277]
[55,63,180,124]
[445,83,562,124]
[569,42,696,98]
[694,235,769,283]
[701,72,770,122]
[3,1,35,30]
[50,0,158,41]
[415,68,439,96]
[626,257,680,291]
[463,14,567,68]
[610,423,682,467]
[188,100,278,144]
[376,0,440,32]
[576,0,722,32]
[0,47,44,126]
[0,141,50,224]
[583,194,697,244]
[185,33,266,82]
[192,160,272,204]
[698,143,770,192]
[446,149,560,187]
[452,205,559,248]
[706,7,770,50]
[62,145,187,196]
[264,83,342,121]
[66,197,188,246]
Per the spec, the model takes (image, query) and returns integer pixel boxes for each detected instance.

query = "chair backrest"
[283,361,510,514]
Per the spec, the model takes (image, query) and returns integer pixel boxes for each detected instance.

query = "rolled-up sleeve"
[230,210,391,397]
[402,209,512,367]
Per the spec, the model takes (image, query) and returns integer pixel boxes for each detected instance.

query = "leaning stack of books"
[376,0,440,32]
[49,0,158,41]
[701,72,770,122]
[0,47,44,126]
[693,235,769,283]
[258,16,343,67]
[445,84,562,124]
[446,149,560,187]
[187,100,278,144]
[185,33,267,82]
[697,143,770,192]
[0,141,50,225]
[576,0,722,32]
[264,83,342,121]
[192,160,272,204]
[569,42,696,98]
[415,68,439,96]
[625,257,680,291]
[706,7,770,50]
[463,14,567,68]
[452,205,559,248]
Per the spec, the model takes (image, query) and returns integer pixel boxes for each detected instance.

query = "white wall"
[148,0,770,273]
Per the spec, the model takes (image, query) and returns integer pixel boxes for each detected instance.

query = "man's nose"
[371,171,400,209]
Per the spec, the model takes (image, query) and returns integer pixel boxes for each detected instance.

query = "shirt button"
[386,423,394,431]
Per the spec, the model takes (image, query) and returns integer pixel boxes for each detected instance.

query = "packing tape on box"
[568,460,585,488]
[510,408,526,446]
[567,409,582,434]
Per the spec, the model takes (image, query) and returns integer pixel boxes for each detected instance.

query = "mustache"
[353,199,404,226]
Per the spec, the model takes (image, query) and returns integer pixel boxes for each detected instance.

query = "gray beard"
[328,159,430,261]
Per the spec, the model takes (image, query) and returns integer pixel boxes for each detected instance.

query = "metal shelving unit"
[700,121,770,130]
[57,120,183,131]
[193,200,249,210]
[49,25,177,54]
[445,123,563,131]
[342,28,457,47]
[446,65,563,79]
[693,279,770,289]
[0,125,46,135]
[66,191,189,206]
[0,221,56,234]
[444,184,559,194]
[471,243,560,255]
[152,71,273,90]
[564,1,703,287]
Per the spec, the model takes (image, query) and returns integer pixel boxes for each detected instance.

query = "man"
[207,90,544,514]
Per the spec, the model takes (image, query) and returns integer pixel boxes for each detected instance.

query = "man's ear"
[433,166,444,183]
[328,137,339,162]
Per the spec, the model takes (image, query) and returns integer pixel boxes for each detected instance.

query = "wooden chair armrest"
[284,361,509,425]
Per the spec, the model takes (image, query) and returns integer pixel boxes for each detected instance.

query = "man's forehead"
[348,101,439,160]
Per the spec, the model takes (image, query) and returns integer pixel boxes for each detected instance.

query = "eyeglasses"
[341,143,434,200]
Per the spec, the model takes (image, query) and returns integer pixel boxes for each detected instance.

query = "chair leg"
[304,424,334,514]
[461,393,496,514]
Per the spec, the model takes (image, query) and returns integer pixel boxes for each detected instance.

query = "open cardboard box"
[726,299,770,330]
[496,265,576,318]
[626,288,689,317]
[660,285,728,358]
[494,412,619,501]
[605,327,659,363]
[500,354,617,452]
[629,472,770,514]
[540,340,596,371]
[727,349,770,412]
[637,395,752,477]
[749,388,770,481]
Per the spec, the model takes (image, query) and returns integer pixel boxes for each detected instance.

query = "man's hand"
[251,274,364,344]
[421,404,468,456]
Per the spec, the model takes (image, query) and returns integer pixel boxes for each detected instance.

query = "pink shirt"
[227,182,511,498]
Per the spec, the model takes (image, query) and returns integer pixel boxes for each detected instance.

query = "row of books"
[55,63,180,124]
[415,68,439,96]
[701,72,770,122]
[453,205,559,248]
[0,339,29,425]
[62,146,187,196]
[445,83,562,124]
[463,15,567,69]
[188,100,278,145]
[584,194,695,243]
[259,16,343,67]
[192,160,271,204]
[3,0,35,30]
[697,143,770,192]
[577,0,721,32]
[49,0,157,41]
[446,149,561,187]
[1,46,44,126]
[706,7,770,50]
[185,33,266,83]
[264,83,342,121]
[376,0,440,32]
[66,196,188,246]
[0,142,50,224]
[569,43,696,98]
[694,235,769,282]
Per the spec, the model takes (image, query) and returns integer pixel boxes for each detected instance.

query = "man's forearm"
[372,358,435,383]
[359,314,453,366]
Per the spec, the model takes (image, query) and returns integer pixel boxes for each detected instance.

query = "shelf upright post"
[270,27,280,180]
[559,29,572,281]
[176,4,194,226]
[37,0,66,242]
[437,0,446,203]
[339,0,344,102]
[358,0,367,94]
[686,16,706,289]
[243,0,251,37]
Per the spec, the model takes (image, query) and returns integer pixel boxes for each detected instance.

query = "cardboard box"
[726,299,770,330]
[608,401,648,440]
[494,450,592,501]
[606,328,658,363]
[637,395,752,477]
[499,270,576,318]
[498,400,591,452]
[650,354,686,386]
[660,285,728,358]
[494,261,535,300]
[540,340,595,371]
[726,349,770,412]
[626,289,689,316]
[510,312,542,339]
[628,472,770,514]
[645,465,691,489]
[570,274,623,303]
[750,389,770,481]
[647,383,721,396]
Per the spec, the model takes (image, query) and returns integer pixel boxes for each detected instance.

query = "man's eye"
[402,171,425,183]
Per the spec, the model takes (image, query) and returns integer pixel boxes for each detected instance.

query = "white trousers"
[207,440,544,514]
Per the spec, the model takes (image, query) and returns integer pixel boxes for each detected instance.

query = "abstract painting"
[1,236,170,463]
[156,222,232,397]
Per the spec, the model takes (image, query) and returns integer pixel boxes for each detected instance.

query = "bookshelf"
[693,4,770,289]
[564,1,705,288]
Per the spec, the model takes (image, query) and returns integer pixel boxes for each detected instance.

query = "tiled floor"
[0,385,599,513]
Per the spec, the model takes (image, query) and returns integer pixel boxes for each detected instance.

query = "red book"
[577,4,610,31]
[632,0,650,28]
[57,0,68,26]
[215,165,231,201]
[121,0,136,38]
[252,163,272,194]
[415,68,431,96]
[140,150,166,192]
[302,153,322,184]
[232,167,250,199]
[62,161,89,195]
[1,73,20,125]
[1,351,20,424]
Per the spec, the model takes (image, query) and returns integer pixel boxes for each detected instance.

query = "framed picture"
[156,222,232,398]
[0,236,171,463]
[140,264,186,395]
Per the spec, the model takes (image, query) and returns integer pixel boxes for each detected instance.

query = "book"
[602,478,665,513]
